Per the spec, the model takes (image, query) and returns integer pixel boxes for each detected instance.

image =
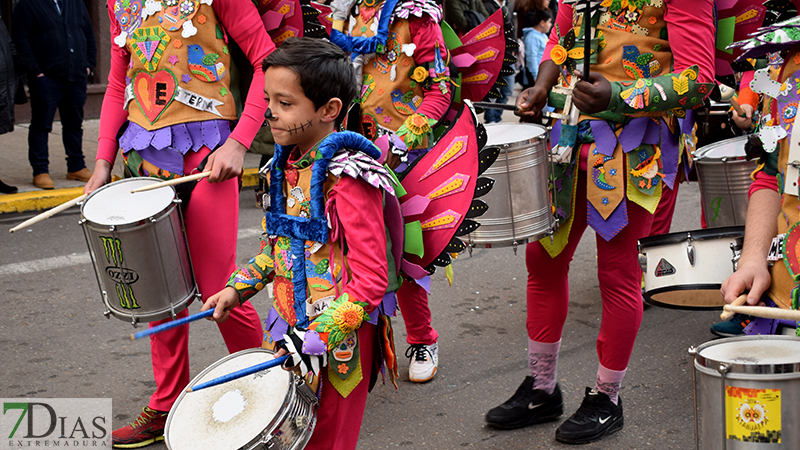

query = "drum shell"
[693,336,800,450]
[165,348,317,450]
[468,123,554,247]
[81,182,195,324]
[638,227,743,309]
[694,136,756,228]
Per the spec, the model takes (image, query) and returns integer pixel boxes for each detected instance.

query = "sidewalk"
[0,119,265,214]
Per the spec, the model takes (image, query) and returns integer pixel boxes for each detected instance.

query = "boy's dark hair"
[523,8,551,29]
[262,38,357,127]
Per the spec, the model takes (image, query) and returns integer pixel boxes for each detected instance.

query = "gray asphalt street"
[0,180,722,449]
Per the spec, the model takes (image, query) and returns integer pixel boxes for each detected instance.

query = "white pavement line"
[0,227,264,276]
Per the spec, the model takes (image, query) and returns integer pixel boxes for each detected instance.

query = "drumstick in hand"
[720,294,748,320]
[717,84,746,117]
[130,172,211,193]
[723,304,800,322]
[187,355,290,393]
[8,194,87,233]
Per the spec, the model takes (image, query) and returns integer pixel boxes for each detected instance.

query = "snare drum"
[690,336,800,449]
[638,226,743,309]
[80,178,198,326]
[694,136,756,228]
[467,123,555,249]
[165,348,318,450]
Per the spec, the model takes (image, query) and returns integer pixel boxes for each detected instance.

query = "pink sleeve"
[96,3,132,164]
[663,0,715,83]
[409,16,450,122]
[215,0,276,148]
[543,1,573,63]
[332,176,389,312]
[748,168,779,198]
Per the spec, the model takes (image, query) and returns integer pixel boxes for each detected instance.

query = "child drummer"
[202,37,398,450]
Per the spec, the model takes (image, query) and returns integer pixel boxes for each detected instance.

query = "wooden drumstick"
[720,294,748,320]
[717,84,746,117]
[129,309,215,341]
[8,194,87,233]
[186,355,290,393]
[130,172,211,193]
[723,304,800,322]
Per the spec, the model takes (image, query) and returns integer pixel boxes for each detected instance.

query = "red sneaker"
[112,406,168,448]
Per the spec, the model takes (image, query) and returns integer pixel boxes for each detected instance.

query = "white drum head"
[82,178,174,225]
[694,136,747,160]
[485,123,546,147]
[699,338,800,366]
[166,350,291,450]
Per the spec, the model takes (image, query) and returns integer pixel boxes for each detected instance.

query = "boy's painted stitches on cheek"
[287,120,313,135]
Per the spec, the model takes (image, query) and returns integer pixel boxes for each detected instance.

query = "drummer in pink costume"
[84,0,274,447]
[484,0,715,444]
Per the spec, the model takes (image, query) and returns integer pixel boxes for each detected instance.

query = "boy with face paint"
[203,37,398,450]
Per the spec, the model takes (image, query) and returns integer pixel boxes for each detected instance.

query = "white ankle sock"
[528,339,561,394]
[595,364,626,405]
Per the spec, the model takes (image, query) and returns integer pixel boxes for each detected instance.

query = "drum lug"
[294,415,311,429]
[78,218,86,225]
[686,234,695,266]
[638,253,647,273]
[730,243,740,272]
[512,241,518,255]
[173,198,183,204]
[150,217,158,223]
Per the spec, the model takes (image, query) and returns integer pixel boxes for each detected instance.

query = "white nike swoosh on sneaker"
[598,416,612,424]
[528,402,545,410]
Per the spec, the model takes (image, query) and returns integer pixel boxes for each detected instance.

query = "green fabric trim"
[547,90,629,124]
[606,65,714,115]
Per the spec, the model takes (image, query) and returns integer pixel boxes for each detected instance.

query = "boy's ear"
[320,98,343,123]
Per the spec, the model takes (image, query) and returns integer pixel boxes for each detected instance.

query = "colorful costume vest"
[114,0,236,130]
[543,0,713,252]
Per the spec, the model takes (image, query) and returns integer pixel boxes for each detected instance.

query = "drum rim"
[483,123,548,151]
[165,347,293,450]
[81,178,176,227]
[692,135,750,162]
[643,284,725,310]
[638,226,744,247]
[693,335,800,375]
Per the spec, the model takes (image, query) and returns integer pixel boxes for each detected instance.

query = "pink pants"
[396,280,438,345]
[147,148,263,412]
[306,323,377,450]
[526,169,653,371]
[649,182,679,236]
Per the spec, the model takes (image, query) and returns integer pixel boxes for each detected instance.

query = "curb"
[0,168,261,215]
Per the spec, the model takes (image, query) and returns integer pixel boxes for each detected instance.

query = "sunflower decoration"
[550,26,595,75]
[396,112,437,150]
[308,293,370,351]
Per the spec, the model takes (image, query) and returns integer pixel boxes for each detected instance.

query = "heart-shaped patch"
[132,69,177,124]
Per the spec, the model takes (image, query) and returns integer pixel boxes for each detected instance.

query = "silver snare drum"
[690,336,800,449]
[80,178,198,326]
[693,136,756,228]
[467,123,554,249]
[165,348,318,450]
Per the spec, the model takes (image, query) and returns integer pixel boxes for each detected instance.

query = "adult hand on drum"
[572,71,611,115]
[83,160,113,195]
[720,260,770,307]
[732,103,754,130]
[205,138,247,183]
[201,287,239,322]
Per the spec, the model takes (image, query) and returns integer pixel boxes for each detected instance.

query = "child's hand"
[200,287,239,322]
[732,104,754,130]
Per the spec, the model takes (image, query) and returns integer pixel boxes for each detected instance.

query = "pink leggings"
[397,280,438,345]
[526,169,653,371]
[147,147,263,412]
[306,323,376,450]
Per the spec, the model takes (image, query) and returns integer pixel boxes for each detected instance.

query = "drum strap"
[122,149,214,210]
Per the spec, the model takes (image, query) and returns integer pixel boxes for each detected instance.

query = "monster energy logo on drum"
[99,236,140,310]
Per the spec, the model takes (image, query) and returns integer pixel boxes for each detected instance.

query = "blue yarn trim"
[264,213,329,243]
[291,237,309,328]
[329,0,400,56]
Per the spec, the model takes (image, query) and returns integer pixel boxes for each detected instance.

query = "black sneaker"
[485,377,564,429]
[555,387,623,444]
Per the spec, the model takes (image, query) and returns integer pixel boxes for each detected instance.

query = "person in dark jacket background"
[0,19,18,194]
[12,0,96,190]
